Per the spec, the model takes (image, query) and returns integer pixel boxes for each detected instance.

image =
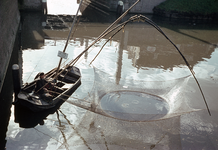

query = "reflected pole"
[116,30,125,85]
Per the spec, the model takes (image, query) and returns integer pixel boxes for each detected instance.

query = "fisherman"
[35,72,53,103]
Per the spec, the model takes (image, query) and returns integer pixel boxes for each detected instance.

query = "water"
[100,91,169,121]
[3,8,218,150]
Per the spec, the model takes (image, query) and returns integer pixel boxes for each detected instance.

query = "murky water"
[4,8,218,150]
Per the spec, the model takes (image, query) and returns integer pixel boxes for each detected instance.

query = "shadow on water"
[14,99,66,128]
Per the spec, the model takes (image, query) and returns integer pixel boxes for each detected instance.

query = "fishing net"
[54,109,182,150]
[59,60,198,149]
[68,65,195,121]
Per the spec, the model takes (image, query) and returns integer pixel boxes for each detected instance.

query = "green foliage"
[157,0,218,15]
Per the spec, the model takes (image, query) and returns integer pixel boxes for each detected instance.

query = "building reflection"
[122,25,216,71]
[42,22,216,71]
[20,12,46,49]
[19,12,217,77]
[19,2,218,73]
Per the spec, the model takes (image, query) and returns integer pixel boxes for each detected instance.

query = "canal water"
[3,8,218,150]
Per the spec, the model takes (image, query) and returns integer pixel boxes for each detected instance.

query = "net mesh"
[61,111,182,150]
[68,65,196,121]
[59,63,199,149]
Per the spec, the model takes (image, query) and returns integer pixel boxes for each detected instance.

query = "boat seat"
[50,85,65,97]
[58,74,78,83]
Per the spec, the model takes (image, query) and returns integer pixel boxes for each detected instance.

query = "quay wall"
[0,0,20,92]
[82,0,166,13]
[19,0,166,14]
[109,0,166,13]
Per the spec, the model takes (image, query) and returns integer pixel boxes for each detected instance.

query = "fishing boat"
[14,65,81,112]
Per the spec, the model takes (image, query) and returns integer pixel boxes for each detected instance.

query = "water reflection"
[41,19,218,81]
[14,97,69,128]
[5,11,218,150]
[100,91,169,121]
[20,12,45,49]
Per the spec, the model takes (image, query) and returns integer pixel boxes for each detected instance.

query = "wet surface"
[100,91,169,121]
[2,4,218,150]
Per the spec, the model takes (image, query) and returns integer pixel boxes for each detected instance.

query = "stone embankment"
[0,0,20,92]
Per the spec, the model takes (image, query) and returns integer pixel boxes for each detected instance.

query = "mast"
[55,0,84,79]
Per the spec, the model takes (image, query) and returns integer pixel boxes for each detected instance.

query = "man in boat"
[35,72,53,103]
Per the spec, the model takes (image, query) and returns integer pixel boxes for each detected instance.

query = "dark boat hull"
[15,66,81,112]
[17,80,81,112]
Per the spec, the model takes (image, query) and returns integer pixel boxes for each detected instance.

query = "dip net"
[59,61,198,149]
[69,65,195,121]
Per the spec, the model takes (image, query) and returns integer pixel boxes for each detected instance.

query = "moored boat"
[15,65,81,112]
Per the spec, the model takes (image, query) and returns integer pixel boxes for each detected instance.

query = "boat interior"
[19,65,81,102]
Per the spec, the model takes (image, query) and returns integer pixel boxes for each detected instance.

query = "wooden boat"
[15,65,81,112]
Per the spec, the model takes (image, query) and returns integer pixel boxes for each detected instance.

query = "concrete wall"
[0,0,20,92]
[109,0,166,13]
